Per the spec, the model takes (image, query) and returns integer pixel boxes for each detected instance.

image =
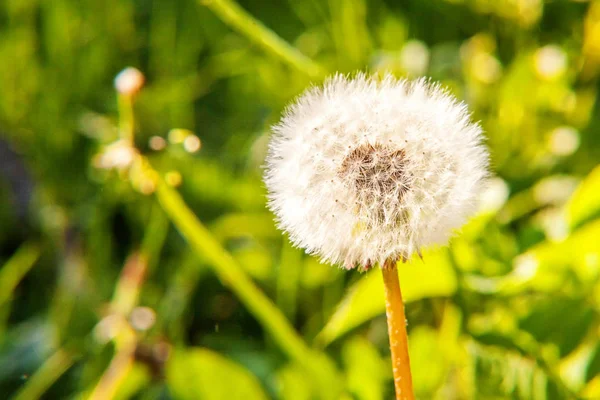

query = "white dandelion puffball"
[264,74,489,270]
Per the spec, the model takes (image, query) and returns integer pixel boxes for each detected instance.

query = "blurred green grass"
[2,0,600,399]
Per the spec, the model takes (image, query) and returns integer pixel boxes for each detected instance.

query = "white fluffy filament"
[265,73,489,270]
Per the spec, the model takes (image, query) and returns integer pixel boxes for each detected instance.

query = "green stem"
[154,178,309,363]
[202,0,327,79]
[141,204,170,274]
[114,74,338,396]
[12,349,75,400]
[117,94,135,144]
[152,176,341,399]
[111,251,148,316]
[0,242,40,308]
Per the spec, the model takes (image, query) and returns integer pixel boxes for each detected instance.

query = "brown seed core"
[339,143,410,203]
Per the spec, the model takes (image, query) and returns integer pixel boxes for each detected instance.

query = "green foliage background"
[1,0,600,398]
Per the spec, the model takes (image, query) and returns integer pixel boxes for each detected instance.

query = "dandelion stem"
[382,260,414,400]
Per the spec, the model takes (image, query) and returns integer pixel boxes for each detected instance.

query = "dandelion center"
[339,143,410,206]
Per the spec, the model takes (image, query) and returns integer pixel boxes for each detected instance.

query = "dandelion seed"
[264,73,489,269]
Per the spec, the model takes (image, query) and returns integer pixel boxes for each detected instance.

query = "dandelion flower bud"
[264,74,489,270]
[114,67,145,96]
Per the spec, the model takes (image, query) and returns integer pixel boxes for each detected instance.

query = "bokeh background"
[2,0,600,399]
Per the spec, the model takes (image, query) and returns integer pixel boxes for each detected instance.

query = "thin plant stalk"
[203,0,326,79]
[12,349,75,400]
[113,70,340,398]
[117,93,135,145]
[382,260,414,400]
[0,241,40,308]
[88,326,137,400]
[88,251,149,398]
[152,176,341,398]
[153,177,310,363]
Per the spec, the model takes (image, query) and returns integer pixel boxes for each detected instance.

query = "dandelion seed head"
[264,74,489,269]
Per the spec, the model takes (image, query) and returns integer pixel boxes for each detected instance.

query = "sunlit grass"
[1,0,600,399]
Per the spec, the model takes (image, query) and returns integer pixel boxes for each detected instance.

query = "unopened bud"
[114,67,145,95]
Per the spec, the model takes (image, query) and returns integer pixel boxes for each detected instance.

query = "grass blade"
[202,0,327,79]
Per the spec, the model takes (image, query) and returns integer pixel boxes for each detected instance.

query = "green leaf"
[166,348,268,400]
[342,337,388,400]
[567,164,600,230]
[300,256,340,289]
[469,340,553,400]
[210,213,279,242]
[232,244,273,281]
[316,249,456,346]
[508,219,600,293]
[275,363,314,400]
[586,343,600,383]
[409,327,447,397]
[113,364,150,400]
[520,297,594,358]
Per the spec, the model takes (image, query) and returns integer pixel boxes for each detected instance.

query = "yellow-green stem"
[154,179,309,362]
[88,326,137,400]
[117,94,135,144]
[153,177,341,398]
[0,242,40,308]
[12,349,74,400]
[203,0,326,79]
[115,72,338,398]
